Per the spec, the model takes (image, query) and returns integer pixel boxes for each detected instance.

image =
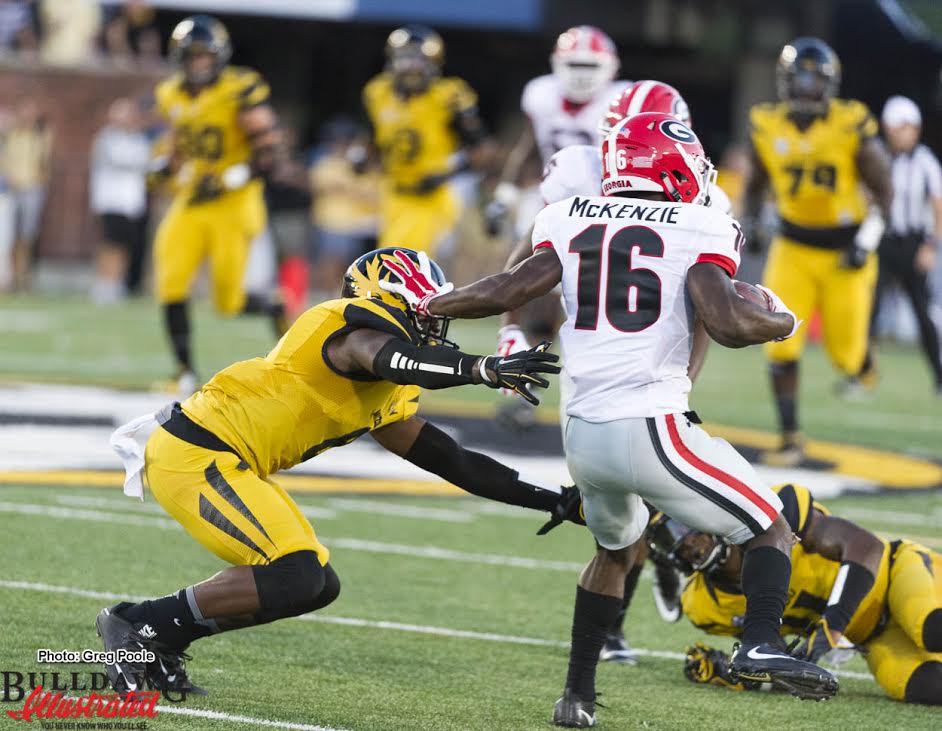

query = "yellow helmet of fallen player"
[341,248,454,346]
[385,25,444,93]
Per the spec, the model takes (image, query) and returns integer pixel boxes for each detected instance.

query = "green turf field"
[0,294,939,458]
[1,482,941,730]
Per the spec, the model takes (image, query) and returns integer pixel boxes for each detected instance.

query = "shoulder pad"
[773,483,816,536]
[342,298,418,343]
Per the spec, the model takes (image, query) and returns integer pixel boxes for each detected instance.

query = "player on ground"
[151,16,287,397]
[743,38,893,465]
[102,248,575,699]
[384,114,837,726]
[363,25,489,254]
[650,484,942,705]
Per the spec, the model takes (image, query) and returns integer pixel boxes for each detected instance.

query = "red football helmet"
[600,80,691,137]
[601,112,715,204]
[551,26,619,103]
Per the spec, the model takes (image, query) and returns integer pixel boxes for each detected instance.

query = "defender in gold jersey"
[646,484,942,704]
[99,248,575,698]
[153,16,286,396]
[743,38,893,465]
[363,26,489,254]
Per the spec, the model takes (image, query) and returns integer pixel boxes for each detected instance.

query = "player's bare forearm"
[499,123,536,184]
[856,137,893,218]
[742,142,769,222]
[687,263,792,347]
[430,249,562,318]
[499,227,537,326]
[802,510,884,576]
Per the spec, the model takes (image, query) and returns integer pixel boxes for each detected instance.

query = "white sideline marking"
[0,501,582,571]
[325,497,473,523]
[155,705,350,731]
[0,579,872,682]
[840,506,942,529]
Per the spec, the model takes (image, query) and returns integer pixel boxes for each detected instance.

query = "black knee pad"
[252,550,326,619]
[311,563,341,610]
[905,661,942,705]
[923,608,942,652]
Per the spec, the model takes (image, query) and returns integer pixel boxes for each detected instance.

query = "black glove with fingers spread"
[537,485,586,535]
[481,341,560,406]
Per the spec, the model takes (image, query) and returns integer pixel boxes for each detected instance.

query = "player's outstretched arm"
[797,508,884,655]
[372,416,581,523]
[326,327,560,405]
[427,248,563,319]
[687,262,795,348]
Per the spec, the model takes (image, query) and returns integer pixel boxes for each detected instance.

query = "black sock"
[776,395,797,434]
[566,586,623,700]
[163,301,192,372]
[611,562,643,635]
[117,588,216,649]
[243,293,288,337]
[740,546,791,647]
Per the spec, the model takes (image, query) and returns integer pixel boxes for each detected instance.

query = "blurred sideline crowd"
[0,5,939,357]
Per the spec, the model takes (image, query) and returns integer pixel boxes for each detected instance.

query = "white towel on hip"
[110,412,161,500]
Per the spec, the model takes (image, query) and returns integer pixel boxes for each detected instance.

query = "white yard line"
[155,705,350,731]
[0,500,582,571]
[0,579,873,682]
[839,506,942,529]
[325,497,473,523]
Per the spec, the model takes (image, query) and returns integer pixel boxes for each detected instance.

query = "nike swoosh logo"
[174,618,183,627]
[746,647,790,661]
[114,663,137,691]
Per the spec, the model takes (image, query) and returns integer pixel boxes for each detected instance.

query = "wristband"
[822,560,875,632]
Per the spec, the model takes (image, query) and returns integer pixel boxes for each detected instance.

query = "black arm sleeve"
[404,421,560,512]
[372,338,480,389]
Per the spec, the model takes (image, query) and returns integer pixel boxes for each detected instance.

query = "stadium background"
[1,1,941,730]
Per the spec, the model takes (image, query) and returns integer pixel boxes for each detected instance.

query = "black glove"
[537,485,586,535]
[684,643,760,691]
[481,341,561,406]
[840,244,868,270]
[188,174,225,205]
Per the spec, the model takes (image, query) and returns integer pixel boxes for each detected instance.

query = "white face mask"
[551,53,617,103]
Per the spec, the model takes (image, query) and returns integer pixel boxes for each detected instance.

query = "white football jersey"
[540,144,734,215]
[532,195,743,421]
[522,75,630,163]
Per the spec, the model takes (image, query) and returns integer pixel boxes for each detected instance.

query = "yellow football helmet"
[341,248,454,346]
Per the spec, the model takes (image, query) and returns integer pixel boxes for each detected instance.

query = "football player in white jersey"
[489,25,630,235]
[383,113,837,726]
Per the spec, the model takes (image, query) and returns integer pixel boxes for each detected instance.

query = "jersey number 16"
[568,224,664,332]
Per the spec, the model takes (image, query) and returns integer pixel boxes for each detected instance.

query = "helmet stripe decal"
[627,80,655,117]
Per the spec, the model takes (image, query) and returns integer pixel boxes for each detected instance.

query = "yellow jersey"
[155,66,270,200]
[181,297,421,478]
[363,73,477,189]
[681,484,891,644]
[750,99,878,241]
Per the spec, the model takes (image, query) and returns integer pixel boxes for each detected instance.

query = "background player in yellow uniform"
[743,38,893,465]
[363,25,489,255]
[153,16,286,396]
[644,484,942,704]
[101,248,577,698]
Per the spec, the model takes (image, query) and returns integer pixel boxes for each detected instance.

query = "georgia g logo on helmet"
[659,119,698,144]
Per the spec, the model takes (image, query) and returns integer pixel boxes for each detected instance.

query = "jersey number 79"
[568,224,664,332]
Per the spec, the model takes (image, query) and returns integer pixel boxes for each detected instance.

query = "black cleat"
[730,642,838,700]
[553,688,597,728]
[95,605,152,696]
[149,646,207,702]
[599,633,638,665]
